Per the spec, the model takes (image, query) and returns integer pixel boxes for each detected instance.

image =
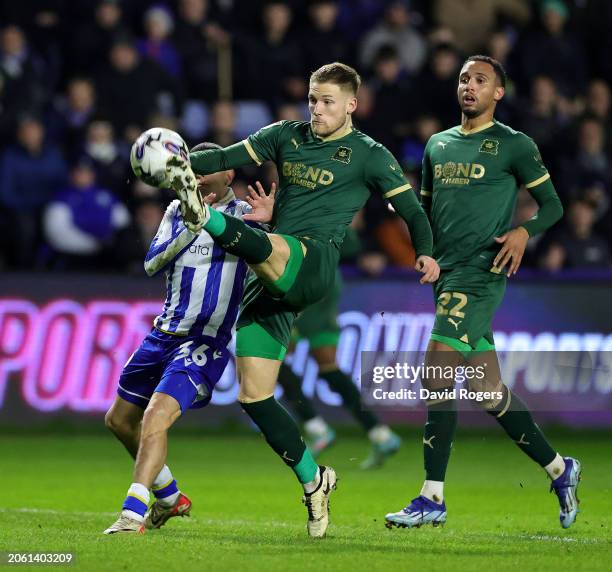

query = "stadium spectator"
[70,0,128,75]
[47,77,98,155]
[516,76,572,185]
[336,0,389,43]
[95,38,177,140]
[567,118,612,196]
[433,0,530,55]
[351,81,378,135]
[173,0,229,101]
[43,157,130,270]
[583,79,612,153]
[82,119,130,202]
[0,116,67,268]
[236,1,304,104]
[114,197,166,274]
[360,1,426,75]
[366,45,412,155]
[400,114,441,173]
[541,199,610,270]
[412,43,461,129]
[0,25,49,120]
[514,0,587,98]
[301,0,353,74]
[137,5,182,79]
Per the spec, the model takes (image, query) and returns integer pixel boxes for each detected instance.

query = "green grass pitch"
[1,429,610,571]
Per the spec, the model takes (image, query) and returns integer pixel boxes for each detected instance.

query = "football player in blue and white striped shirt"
[103,142,274,534]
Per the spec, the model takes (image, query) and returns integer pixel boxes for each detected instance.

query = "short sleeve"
[512,134,551,189]
[244,121,287,166]
[364,144,412,199]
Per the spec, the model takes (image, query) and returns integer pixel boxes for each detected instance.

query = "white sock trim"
[121,509,144,522]
[420,480,444,503]
[303,468,322,494]
[153,465,174,489]
[544,453,566,480]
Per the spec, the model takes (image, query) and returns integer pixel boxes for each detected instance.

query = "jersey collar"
[459,120,495,136]
[310,122,353,142]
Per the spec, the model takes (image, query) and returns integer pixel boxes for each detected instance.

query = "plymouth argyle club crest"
[479,139,499,155]
[332,146,352,164]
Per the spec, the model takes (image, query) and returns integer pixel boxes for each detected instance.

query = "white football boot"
[302,466,338,538]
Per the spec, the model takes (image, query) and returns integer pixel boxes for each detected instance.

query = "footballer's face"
[196,169,235,202]
[457,60,504,118]
[308,82,357,137]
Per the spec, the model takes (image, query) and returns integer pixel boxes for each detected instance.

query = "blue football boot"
[550,457,582,529]
[385,495,447,529]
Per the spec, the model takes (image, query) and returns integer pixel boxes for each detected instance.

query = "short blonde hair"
[310,62,361,95]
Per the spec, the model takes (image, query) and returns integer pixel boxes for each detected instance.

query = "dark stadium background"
[0,0,611,429]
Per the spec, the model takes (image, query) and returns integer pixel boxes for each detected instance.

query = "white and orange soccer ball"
[130,127,190,187]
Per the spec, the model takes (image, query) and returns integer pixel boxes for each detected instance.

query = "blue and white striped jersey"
[144,190,257,343]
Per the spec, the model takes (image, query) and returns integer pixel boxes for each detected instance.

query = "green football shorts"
[236,237,339,359]
[430,266,506,356]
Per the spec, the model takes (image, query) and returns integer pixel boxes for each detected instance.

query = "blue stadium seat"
[234,101,273,139]
[180,100,209,140]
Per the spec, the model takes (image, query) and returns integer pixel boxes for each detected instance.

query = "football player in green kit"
[385,55,582,530]
[165,62,439,538]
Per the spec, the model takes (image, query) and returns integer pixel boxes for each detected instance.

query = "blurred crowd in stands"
[0,0,611,274]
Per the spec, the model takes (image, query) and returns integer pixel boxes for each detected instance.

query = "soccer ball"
[130,127,190,187]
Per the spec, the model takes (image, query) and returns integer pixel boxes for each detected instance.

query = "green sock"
[240,396,318,483]
[321,368,378,431]
[424,401,457,481]
[205,209,272,264]
[277,363,318,422]
[489,387,556,466]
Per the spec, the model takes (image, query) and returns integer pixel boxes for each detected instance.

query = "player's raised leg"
[385,339,459,528]
[468,349,582,529]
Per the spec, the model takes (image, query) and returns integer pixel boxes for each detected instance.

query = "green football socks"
[423,401,457,481]
[204,209,272,264]
[489,387,557,467]
[240,396,318,484]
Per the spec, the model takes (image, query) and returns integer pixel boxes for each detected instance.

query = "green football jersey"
[244,120,412,246]
[421,120,551,270]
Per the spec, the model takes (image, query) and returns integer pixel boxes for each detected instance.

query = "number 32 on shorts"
[173,341,209,366]
[436,292,468,318]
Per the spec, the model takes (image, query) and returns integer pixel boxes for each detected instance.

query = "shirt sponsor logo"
[331,146,352,164]
[188,244,210,256]
[282,161,334,189]
[433,162,485,185]
[479,139,499,155]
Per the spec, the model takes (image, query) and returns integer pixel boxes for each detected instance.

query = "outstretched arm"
[189,121,286,175]
[189,141,258,175]
[144,202,198,276]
